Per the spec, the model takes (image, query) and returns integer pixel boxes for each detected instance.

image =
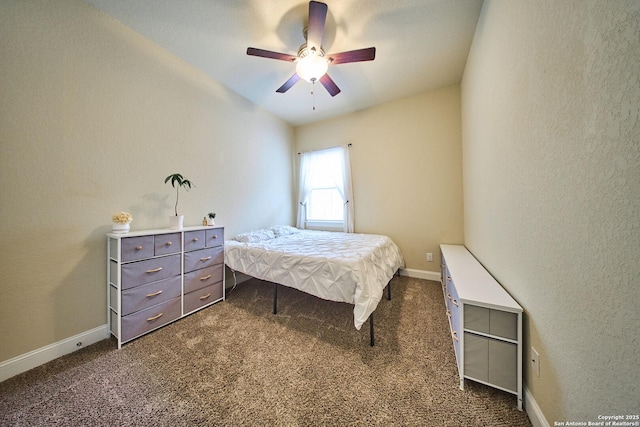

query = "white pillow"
[270,225,301,238]
[234,229,276,243]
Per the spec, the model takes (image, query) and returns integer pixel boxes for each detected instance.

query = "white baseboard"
[400,268,441,282]
[0,324,110,383]
[525,384,549,427]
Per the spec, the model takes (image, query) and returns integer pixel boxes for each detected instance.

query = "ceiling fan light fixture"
[296,47,328,83]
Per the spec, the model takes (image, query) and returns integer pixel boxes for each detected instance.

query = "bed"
[224,226,405,345]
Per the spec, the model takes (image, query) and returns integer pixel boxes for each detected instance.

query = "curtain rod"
[298,143,352,155]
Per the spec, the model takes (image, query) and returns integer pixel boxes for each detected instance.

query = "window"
[308,187,343,221]
[306,149,344,221]
[297,146,354,232]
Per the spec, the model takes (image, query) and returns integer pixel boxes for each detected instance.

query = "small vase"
[112,223,130,234]
[206,218,215,226]
[169,215,184,230]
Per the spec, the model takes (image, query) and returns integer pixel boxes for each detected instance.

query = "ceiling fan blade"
[328,47,376,65]
[247,47,297,62]
[276,74,301,93]
[319,73,341,97]
[306,1,328,50]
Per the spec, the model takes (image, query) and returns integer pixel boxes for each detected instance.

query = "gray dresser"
[108,226,224,348]
[440,244,523,410]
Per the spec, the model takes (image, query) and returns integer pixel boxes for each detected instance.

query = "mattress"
[225,228,405,330]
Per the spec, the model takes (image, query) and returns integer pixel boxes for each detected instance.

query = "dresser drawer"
[184,230,206,252]
[121,236,154,261]
[441,265,449,292]
[120,297,181,343]
[464,332,517,392]
[184,281,223,314]
[205,228,224,247]
[449,285,462,362]
[154,233,181,256]
[121,254,181,290]
[121,276,181,316]
[184,246,223,273]
[464,332,488,382]
[464,305,518,340]
[184,264,223,294]
[465,305,489,333]
[447,282,461,333]
[488,338,518,391]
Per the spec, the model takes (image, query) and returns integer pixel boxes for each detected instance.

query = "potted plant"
[206,212,216,226]
[164,173,194,230]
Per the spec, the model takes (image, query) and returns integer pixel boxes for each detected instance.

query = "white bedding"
[224,229,405,330]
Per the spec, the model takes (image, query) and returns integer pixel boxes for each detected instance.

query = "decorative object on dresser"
[111,211,132,234]
[107,226,224,348]
[164,173,194,230]
[440,244,523,410]
[206,212,216,226]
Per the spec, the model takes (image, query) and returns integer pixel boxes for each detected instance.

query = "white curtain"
[296,151,313,229]
[296,145,354,232]
[341,145,354,233]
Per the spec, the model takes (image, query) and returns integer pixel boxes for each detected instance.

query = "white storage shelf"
[107,226,225,348]
[440,244,523,410]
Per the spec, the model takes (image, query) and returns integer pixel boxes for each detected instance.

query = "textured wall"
[462,0,639,422]
[0,0,294,362]
[296,86,464,271]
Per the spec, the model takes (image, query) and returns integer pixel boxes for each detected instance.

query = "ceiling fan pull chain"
[311,79,316,111]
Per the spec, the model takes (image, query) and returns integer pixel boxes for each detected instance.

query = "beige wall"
[296,86,464,271]
[0,0,295,362]
[462,0,639,422]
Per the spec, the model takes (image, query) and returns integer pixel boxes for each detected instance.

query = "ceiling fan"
[246,0,376,98]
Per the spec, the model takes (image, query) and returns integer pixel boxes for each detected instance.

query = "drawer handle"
[447,293,452,300]
[165,241,172,246]
[193,237,199,242]
[199,293,212,300]
[146,267,163,273]
[447,276,451,281]
[200,256,212,261]
[146,290,163,297]
[200,274,212,281]
[452,299,459,307]
[446,310,451,318]
[147,312,164,321]
[136,245,143,251]
[452,331,459,342]
[211,235,218,239]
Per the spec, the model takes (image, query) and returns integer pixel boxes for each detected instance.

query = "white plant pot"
[206,218,215,226]
[112,223,130,234]
[169,215,184,230]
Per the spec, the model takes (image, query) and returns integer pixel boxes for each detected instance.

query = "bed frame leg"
[369,313,375,347]
[273,283,278,314]
[386,269,399,301]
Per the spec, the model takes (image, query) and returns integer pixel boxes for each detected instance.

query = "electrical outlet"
[531,347,540,377]
[426,252,433,262]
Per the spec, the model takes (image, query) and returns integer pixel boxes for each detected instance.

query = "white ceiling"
[85,0,483,126]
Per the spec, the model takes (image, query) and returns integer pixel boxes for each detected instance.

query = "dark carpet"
[0,276,531,426]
